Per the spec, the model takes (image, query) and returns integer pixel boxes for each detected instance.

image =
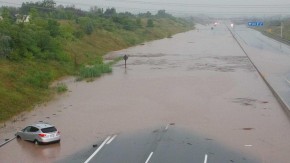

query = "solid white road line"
[84,136,111,163]
[244,145,253,147]
[145,152,154,163]
[204,154,208,163]
[106,135,117,145]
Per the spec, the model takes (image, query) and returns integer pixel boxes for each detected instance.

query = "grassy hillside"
[64,18,192,64]
[0,3,194,122]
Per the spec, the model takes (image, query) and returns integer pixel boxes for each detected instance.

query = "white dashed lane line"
[84,136,111,163]
[106,135,117,145]
[165,124,169,131]
[204,154,208,163]
[285,78,290,85]
[145,152,154,163]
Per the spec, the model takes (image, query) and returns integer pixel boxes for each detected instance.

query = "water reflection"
[16,139,61,160]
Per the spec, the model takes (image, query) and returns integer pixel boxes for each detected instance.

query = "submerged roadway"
[1,23,290,163]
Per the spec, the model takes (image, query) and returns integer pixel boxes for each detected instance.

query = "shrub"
[78,63,112,80]
[22,70,53,89]
[56,83,68,93]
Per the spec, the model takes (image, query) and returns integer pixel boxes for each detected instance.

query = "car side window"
[23,126,31,132]
[29,127,39,132]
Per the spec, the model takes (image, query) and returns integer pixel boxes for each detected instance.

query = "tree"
[29,8,39,23]
[0,34,12,58]
[136,18,142,27]
[147,19,154,27]
[1,7,14,23]
[47,19,60,37]
[78,17,95,35]
[41,0,56,8]
[157,10,166,17]
[103,8,116,17]
[89,6,103,16]
[84,22,94,35]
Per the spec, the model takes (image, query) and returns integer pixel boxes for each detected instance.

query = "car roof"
[30,122,55,129]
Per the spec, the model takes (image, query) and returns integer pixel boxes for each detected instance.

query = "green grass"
[256,20,290,42]
[0,59,72,122]
[78,64,112,81]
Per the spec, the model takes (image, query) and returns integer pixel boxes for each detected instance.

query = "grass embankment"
[255,19,290,44]
[0,18,194,122]
[0,59,71,122]
[64,18,192,64]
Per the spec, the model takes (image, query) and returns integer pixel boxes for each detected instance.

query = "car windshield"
[41,127,57,133]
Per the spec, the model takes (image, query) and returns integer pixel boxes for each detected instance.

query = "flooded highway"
[1,23,290,163]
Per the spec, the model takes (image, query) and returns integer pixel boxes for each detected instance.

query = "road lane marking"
[106,135,117,145]
[204,154,208,163]
[84,136,111,163]
[165,124,169,131]
[244,145,253,147]
[145,152,153,163]
[285,78,290,85]
[0,137,16,148]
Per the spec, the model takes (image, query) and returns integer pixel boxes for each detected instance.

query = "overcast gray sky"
[3,0,290,17]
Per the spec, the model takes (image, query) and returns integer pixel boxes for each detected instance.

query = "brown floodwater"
[1,24,290,163]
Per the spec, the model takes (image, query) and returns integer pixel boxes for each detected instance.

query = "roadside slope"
[0,15,194,123]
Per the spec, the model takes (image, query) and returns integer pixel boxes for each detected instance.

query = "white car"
[15,122,60,145]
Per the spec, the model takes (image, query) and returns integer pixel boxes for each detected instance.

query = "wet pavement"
[1,23,290,163]
[65,125,258,163]
[233,25,290,114]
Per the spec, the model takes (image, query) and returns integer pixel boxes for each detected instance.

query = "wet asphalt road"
[61,125,257,163]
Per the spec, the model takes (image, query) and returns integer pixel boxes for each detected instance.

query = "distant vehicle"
[15,122,60,145]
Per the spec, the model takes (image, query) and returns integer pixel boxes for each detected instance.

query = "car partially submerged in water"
[15,122,60,145]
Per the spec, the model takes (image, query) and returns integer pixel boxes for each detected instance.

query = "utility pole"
[281,22,283,38]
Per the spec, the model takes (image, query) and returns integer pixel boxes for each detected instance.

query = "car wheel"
[16,135,21,140]
[34,140,39,145]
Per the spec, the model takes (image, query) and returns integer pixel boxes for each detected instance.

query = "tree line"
[0,0,177,61]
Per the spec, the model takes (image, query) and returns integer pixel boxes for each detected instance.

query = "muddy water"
[1,24,290,163]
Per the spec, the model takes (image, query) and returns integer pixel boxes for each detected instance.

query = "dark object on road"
[242,128,254,131]
[123,55,128,68]
[93,144,98,148]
